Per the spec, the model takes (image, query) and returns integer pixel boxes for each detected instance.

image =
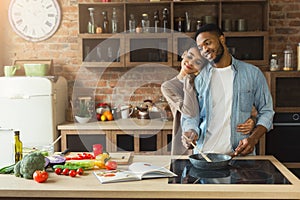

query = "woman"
[161,45,255,155]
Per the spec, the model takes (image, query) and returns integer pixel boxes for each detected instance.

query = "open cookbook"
[93,162,177,184]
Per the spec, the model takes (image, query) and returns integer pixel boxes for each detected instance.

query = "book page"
[93,170,139,184]
[128,162,177,179]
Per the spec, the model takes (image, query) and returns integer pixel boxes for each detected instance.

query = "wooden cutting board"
[110,152,132,165]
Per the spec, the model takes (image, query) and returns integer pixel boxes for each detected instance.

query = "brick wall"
[269,0,300,68]
[1,0,300,111]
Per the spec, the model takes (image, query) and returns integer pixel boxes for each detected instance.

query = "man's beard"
[212,41,224,64]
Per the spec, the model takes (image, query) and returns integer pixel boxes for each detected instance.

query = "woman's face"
[181,47,205,74]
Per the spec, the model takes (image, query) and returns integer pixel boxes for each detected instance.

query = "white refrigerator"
[0,76,67,167]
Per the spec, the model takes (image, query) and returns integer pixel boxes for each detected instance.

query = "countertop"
[58,118,173,130]
[0,155,300,200]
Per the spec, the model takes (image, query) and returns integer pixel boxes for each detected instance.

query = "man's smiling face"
[196,32,225,64]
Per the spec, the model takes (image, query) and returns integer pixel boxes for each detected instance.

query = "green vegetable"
[14,151,45,179]
[14,161,21,177]
[0,163,16,174]
[53,160,94,170]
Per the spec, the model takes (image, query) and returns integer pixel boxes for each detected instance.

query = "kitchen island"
[58,118,174,154]
[0,155,299,200]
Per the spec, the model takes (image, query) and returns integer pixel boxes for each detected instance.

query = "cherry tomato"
[62,168,70,175]
[69,170,77,177]
[33,170,48,183]
[105,160,117,170]
[76,168,84,175]
[55,168,62,175]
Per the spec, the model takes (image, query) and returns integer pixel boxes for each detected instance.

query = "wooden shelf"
[78,0,269,68]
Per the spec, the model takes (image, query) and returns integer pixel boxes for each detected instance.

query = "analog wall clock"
[8,0,61,42]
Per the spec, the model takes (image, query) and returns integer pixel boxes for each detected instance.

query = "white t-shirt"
[202,66,233,154]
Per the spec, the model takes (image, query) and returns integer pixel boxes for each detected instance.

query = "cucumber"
[0,164,16,174]
[53,160,94,170]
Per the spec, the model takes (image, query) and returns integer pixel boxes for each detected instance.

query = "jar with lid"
[270,53,280,71]
[87,8,95,34]
[283,45,294,71]
[128,14,136,33]
[141,13,150,33]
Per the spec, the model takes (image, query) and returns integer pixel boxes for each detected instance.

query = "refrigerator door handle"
[9,94,52,99]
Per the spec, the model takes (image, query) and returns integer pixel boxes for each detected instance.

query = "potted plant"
[74,97,92,123]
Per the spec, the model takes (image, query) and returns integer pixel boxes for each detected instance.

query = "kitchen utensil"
[183,135,212,162]
[189,153,232,170]
[4,65,19,76]
[120,105,133,119]
[24,63,49,76]
[136,106,149,119]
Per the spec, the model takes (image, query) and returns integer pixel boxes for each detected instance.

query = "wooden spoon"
[183,135,212,162]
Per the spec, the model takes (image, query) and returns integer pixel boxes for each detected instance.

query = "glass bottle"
[162,8,168,33]
[102,11,109,33]
[111,8,118,33]
[154,10,160,33]
[283,45,293,71]
[185,11,191,32]
[128,14,136,33]
[14,131,23,162]
[141,13,150,33]
[87,8,95,34]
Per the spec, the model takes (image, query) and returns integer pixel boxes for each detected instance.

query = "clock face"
[8,0,61,42]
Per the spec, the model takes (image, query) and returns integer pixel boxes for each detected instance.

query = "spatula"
[183,135,212,162]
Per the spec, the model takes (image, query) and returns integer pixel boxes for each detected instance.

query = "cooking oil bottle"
[14,131,23,162]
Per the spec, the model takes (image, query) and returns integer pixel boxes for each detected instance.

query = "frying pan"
[189,153,232,170]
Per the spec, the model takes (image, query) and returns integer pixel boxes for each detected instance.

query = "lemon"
[100,114,107,121]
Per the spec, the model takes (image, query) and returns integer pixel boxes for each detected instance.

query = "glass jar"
[128,14,136,33]
[87,8,95,34]
[270,53,280,71]
[141,13,150,33]
[283,45,294,71]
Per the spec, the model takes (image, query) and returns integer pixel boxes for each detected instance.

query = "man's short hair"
[194,23,224,40]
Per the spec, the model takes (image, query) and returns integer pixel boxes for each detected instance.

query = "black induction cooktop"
[168,159,291,184]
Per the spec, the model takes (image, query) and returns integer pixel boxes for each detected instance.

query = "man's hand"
[181,130,198,149]
[234,125,267,156]
[234,137,258,156]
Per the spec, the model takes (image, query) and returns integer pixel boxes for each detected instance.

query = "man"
[181,24,274,156]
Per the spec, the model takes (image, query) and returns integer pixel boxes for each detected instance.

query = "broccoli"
[14,151,45,179]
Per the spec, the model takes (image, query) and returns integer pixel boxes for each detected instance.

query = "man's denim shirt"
[181,57,275,153]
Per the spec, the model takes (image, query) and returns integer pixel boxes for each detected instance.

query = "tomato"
[69,170,77,177]
[105,160,117,170]
[62,168,69,175]
[76,168,84,175]
[55,168,62,175]
[33,170,48,183]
